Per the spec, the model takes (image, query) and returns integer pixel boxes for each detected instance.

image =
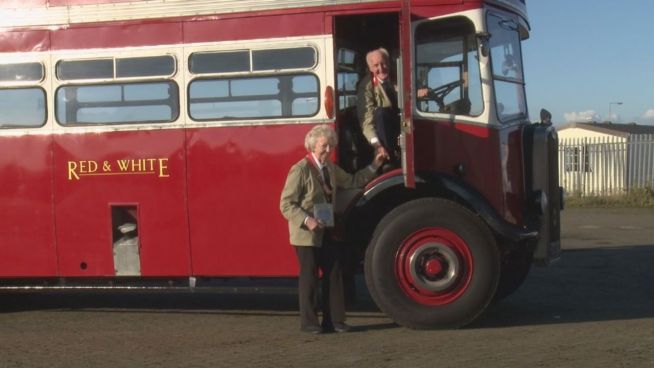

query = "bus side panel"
[0,135,58,277]
[414,120,525,225]
[183,12,324,44]
[50,0,133,6]
[187,124,305,277]
[51,22,183,51]
[53,129,191,277]
[0,29,50,53]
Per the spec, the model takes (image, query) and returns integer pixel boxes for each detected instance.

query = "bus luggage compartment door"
[54,129,191,277]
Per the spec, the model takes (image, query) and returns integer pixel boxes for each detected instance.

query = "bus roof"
[0,0,526,29]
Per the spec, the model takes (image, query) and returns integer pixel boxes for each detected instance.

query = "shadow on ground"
[476,245,654,328]
[3,246,653,329]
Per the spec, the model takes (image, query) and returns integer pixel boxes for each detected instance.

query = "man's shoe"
[333,323,352,333]
[301,325,322,334]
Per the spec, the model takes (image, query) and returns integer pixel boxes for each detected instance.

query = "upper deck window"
[252,47,316,71]
[190,51,250,74]
[57,59,113,80]
[57,55,176,80]
[116,56,176,78]
[0,62,44,82]
[189,46,316,75]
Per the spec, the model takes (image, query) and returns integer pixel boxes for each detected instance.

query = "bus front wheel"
[364,198,500,329]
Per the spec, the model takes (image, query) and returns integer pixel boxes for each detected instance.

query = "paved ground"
[1,208,654,367]
[561,207,654,249]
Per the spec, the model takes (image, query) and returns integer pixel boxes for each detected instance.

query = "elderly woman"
[280,124,384,334]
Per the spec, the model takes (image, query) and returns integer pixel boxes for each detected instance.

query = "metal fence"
[558,134,654,196]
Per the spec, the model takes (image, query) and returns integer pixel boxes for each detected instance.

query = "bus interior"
[334,13,399,173]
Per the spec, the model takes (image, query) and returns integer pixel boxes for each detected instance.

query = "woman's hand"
[305,216,324,231]
[371,149,387,170]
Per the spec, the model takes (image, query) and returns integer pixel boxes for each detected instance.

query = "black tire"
[364,198,500,329]
[493,247,533,302]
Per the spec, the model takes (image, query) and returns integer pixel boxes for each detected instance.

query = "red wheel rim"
[395,227,473,305]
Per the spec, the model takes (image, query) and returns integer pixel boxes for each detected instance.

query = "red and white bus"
[0,0,560,329]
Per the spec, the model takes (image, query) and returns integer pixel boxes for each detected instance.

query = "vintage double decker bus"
[0,0,560,329]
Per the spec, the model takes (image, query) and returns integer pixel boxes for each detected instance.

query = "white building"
[557,122,654,195]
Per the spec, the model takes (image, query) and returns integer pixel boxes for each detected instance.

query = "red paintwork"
[0,135,57,277]
[184,13,325,44]
[0,0,529,279]
[52,130,191,277]
[414,119,525,225]
[49,0,133,5]
[2,0,132,6]
[51,12,325,50]
[4,13,325,52]
[0,0,47,7]
[51,22,184,51]
[395,227,473,305]
[0,30,49,53]
[400,0,416,188]
[186,124,310,277]
[0,1,485,52]
[425,258,443,276]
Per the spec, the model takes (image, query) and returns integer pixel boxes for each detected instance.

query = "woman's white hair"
[304,124,338,152]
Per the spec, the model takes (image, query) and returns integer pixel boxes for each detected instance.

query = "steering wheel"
[421,80,464,110]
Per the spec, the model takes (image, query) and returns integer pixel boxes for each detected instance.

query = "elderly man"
[357,47,427,163]
[280,124,384,334]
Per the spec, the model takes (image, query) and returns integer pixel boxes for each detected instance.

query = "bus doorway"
[333,13,399,174]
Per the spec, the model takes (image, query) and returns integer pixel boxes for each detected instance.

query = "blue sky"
[523,0,654,125]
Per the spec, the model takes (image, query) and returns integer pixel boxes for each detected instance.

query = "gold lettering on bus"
[67,158,170,180]
[68,160,98,180]
[158,158,169,178]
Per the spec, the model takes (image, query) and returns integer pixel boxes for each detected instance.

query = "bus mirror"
[539,109,552,125]
[476,32,490,57]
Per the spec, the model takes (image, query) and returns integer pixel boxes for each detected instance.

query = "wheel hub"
[408,243,459,292]
[395,227,473,306]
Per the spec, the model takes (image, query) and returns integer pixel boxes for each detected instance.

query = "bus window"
[336,48,359,110]
[57,55,176,80]
[0,62,44,82]
[57,59,113,80]
[188,73,319,120]
[116,56,176,78]
[291,75,319,115]
[487,13,527,123]
[189,46,316,75]
[0,88,46,128]
[189,51,250,74]
[55,81,179,125]
[415,17,483,116]
[252,47,316,71]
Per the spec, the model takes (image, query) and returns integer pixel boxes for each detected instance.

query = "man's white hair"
[366,47,390,66]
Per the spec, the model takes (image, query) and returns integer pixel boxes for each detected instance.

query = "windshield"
[487,12,527,122]
[414,17,483,117]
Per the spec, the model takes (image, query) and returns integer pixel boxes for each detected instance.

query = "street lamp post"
[608,102,623,123]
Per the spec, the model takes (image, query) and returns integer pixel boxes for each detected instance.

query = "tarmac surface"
[1,207,654,367]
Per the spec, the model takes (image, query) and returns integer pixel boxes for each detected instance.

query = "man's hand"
[417,88,429,98]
